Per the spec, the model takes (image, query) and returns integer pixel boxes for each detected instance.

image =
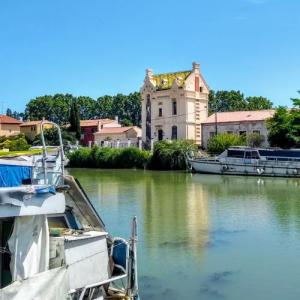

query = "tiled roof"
[203,110,276,124]
[95,126,141,135]
[20,120,49,127]
[0,115,22,124]
[80,119,116,127]
[153,70,191,90]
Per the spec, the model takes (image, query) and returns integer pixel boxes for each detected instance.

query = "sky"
[0,0,299,112]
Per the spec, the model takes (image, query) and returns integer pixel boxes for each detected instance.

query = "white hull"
[188,158,300,177]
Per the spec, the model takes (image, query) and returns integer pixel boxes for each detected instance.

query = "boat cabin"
[224,147,300,162]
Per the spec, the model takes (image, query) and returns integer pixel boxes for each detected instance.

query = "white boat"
[187,146,300,177]
[0,121,140,300]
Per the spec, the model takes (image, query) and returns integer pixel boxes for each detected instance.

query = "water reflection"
[68,169,300,300]
[143,172,209,256]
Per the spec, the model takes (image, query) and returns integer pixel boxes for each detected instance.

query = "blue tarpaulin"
[0,165,32,187]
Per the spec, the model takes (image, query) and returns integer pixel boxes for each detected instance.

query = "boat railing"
[32,120,65,185]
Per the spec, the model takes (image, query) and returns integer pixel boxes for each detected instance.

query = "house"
[80,119,121,146]
[0,115,21,136]
[140,62,209,146]
[201,110,276,148]
[20,120,53,141]
[94,126,142,146]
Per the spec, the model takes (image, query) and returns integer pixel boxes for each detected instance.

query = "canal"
[69,169,300,300]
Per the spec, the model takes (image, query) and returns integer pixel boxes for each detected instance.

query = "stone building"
[140,62,209,146]
[201,110,275,148]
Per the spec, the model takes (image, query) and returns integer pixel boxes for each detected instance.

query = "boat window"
[259,149,300,159]
[245,151,251,159]
[227,149,245,158]
[251,151,259,159]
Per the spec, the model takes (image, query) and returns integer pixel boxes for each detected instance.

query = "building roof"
[202,110,276,124]
[20,120,49,127]
[153,70,191,90]
[95,126,141,135]
[80,119,116,127]
[0,115,22,124]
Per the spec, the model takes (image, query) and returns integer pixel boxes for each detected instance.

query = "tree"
[207,133,246,154]
[209,90,247,114]
[6,108,12,117]
[246,96,273,110]
[77,96,96,120]
[246,132,265,147]
[25,94,72,124]
[69,99,81,140]
[266,107,294,148]
[289,92,300,147]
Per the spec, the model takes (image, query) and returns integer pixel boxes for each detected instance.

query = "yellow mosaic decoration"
[153,70,191,90]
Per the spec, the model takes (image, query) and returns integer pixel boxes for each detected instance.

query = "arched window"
[171,126,177,140]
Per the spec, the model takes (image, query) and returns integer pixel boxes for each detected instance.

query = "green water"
[68,169,300,300]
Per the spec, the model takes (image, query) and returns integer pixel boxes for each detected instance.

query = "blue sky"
[0,0,299,112]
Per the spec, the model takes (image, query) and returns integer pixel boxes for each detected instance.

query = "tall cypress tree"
[69,99,81,140]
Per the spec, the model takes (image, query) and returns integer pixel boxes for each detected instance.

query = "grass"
[0,149,44,157]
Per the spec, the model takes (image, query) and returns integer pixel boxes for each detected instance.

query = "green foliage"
[69,100,81,140]
[68,146,150,169]
[246,133,265,147]
[266,107,294,148]
[32,128,76,146]
[25,94,73,124]
[147,140,197,170]
[0,135,30,151]
[207,133,246,154]
[25,92,142,127]
[209,90,273,114]
[245,96,273,110]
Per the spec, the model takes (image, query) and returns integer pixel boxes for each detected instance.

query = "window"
[253,130,260,135]
[31,126,35,131]
[158,108,162,117]
[227,131,233,134]
[228,149,245,158]
[158,129,163,141]
[200,86,203,93]
[245,151,251,159]
[251,151,259,159]
[171,126,177,140]
[172,100,177,115]
[239,131,246,136]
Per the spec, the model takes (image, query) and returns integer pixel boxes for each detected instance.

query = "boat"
[0,120,140,300]
[187,146,300,177]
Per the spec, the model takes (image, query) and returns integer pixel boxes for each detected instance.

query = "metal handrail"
[40,120,65,185]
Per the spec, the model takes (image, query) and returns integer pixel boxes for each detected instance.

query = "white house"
[140,62,209,146]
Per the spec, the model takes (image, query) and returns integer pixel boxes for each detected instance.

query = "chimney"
[97,120,101,132]
[146,68,154,80]
[115,116,119,124]
[192,62,200,73]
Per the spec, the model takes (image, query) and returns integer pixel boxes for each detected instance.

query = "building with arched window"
[140,62,209,146]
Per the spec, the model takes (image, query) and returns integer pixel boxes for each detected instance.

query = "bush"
[246,133,265,147]
[67,146,150,169]
[207,133,246,155]
[32,128,77,146]
[147,140,197,170]
[0,137,30,151]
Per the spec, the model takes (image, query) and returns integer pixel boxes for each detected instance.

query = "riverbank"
[67,140,196,170]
